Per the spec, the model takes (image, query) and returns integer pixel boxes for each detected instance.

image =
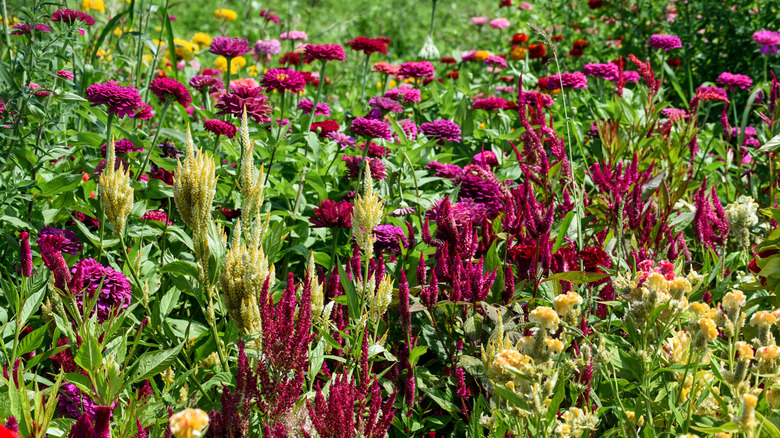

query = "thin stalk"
[224,56,233,94]
[359,53,371,104]
[264,91,286,184]
[211,134,221,155]
[104,113,115,154]
[303,60,328,133]
[136,99,171,180]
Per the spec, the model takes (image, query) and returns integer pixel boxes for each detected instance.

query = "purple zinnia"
[327,131,356,147]
[457,173,506,214]
[717,72,753,90]
[649,34,682,50]
[71,258,132,322]
[304,44,346,62]
[518,90,554,107]
[253,39,281,61]
[541,71,588,89]
[203,119,237,138]
[349,117,393,141]
[753,30,780,55]
[261,68,306,93]
[373,224,407,253]
[427,161,463,178]
[10,23,51,35]
[343,156,387,180]
[384,87,421,103]
[58,383,96,419]
[209,36,251,58]
[148,77,192,108]
[39,227,82,255]
[473,150,499,167]
[215,85,273,123]
[297,99,331,116]
[369,96,403,114]
[401,119,418,140]
[189,74,223,93]
[85,81,144,119]
[398,61,435,79]
[420,119,461,144]
[101,138,142,155]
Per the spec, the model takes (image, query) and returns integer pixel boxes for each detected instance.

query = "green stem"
[211,134,221,155]
[224,56,233,93]
[104,113,115,154]
[359,53,371,104]
[303,60,328,133]
[264,91,286,185]
[136,99,171,181]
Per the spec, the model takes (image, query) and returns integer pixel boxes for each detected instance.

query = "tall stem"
[359,53,371,104]
[264,91,286,184]
[136,99,171,180]
[224,56,233,94]
[104,112,115,155]
[303,60,328,133]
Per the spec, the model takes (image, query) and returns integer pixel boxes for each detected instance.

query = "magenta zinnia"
[346,37,388,55]
[309,199,353,228]
[420,119,461,144]
[398,61,435,79]
[349,117,393,141]
[215,85,273,123]
[472,96,509,110]
[297,99,331,116]
[189,75,224,93]
[148,77,192,108]
[649,34,682,50]
[261,68,306,93]
[141,210,172,225]
[304,44,346,62]
[716,72,753,90]
[85,81,144,119]
[209,36,251,58]
[343,156,387,180]
[51,9,95,26]
[753,30,780,55]
[71,258,132,322]
[203,119,237,138]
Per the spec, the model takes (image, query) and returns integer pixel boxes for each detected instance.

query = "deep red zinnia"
[203,119,237,138]
[148,77,192,107]
[346,36,388,55]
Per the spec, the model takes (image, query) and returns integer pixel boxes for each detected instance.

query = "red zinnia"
[203,119,237,138]
[304,44,346,62]
[311,120,340,137]
[440,57,457,65]
[148,77,192,107]
[309,199,353,228]
[346,36,388,55]
[510,33,529,44]
[279,51,301,66]
[529,44,547,59]
[261,68,306,93]
[573,39,589,49]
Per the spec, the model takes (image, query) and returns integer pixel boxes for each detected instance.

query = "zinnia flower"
[297,99,331,116]
[368,96,403,114]
[489,18,511,29]
[189,74,223,93]
[649,34,682,50]
[583,63,619,80]
[538,71,588,89]
[280,30,308,41]
[203,119,237,138]
[253,39,281,60]
[148,77,192,107]
[304,44,346,62]
[373,62,400,75]
[51,9,95,25]
[471,17,489,26]
[717,72,753,90]
[101,138,142,155]
[343,156,387,180]
[215,85,272,123]
[214,8,237,21]
[71,258,132,322]
[754,30,780,55]
[384,87,421,103]
[261,68,306,93]
[420,119,461,144]
[310,199,353,228]
[141,210,172,225]
[374,224,407,253]
[85,81,144,119]
[260,10,280,24]
[10,23,51,35]
[57,70,75,80]
[529,44,546,59]
[346,36,388,55]
[472,96,509,110]
[398,61,435,79]
[209,36,251,58]
[485,55,507,70]
[349,117,393,141]
[311,120,340,137]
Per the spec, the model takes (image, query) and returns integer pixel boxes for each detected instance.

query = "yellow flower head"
[192,32,212,47]
[81,0,105,13]
[473,50,490,62]
[510,46,527,61]
[214,8,237,21]
[491,349,532,376]
[736,341,754,361]
[750,310,777,328]
[723,290,746,313]
[529,306,560,331]
[170,408,209,438]
[757,345,780,362]
[697,317,718,342]
[553,292,583,323]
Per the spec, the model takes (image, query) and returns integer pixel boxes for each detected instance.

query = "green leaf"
[37,173,83,196]
[131,342,183,385]
[74,334,102,373]
[337,258,360,322]
[408,345,428,366]
[553,211,575,253]
[760,132,780,153]
[542,271,610,284]
[160,260,200,279]
[90,11,130,65]
[163,11,179,82]
[16,324,48,357]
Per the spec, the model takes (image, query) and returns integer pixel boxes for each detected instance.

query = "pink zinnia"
[209,36,251,58]
[471,17,489,26]
[373,62,400,75]
[401,119,418,140]
[141,210,172,225]
[260,10,280,24]
[583,63,619,80]
[539,71,588,89]
[57,70,75,80]
[349,117,393,141]
[11,23,51,35]
[280,30,308,41]
[398,61,435,79]
[384,87,421,103]
[753,30,780,55]
[304,44,345,62]
[148,77,192,107]
[101,138,142,155]
[420,119,461,144]
[203,119,237,138]
[649,34,682,50]
[485,55,507,70]
[297,99,331,116]
[489,18,511,29]
[215,85,273,123]
[51,9,95,26]
[717,72,753,90]
[261,68,306,93]
[85,81,144,119]
[472,96,509,110]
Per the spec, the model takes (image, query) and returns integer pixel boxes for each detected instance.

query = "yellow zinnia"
[215,8,237,21]
[192,32,212,47]
[81,0,105,12]
[215,56,246,74]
